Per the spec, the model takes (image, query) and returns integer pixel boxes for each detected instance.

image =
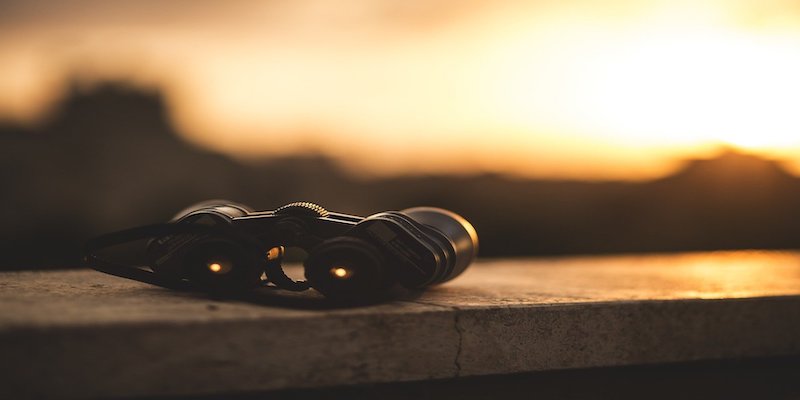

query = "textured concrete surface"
[1,250,800,399]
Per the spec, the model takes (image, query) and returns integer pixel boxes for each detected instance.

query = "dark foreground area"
[222,357,800,400]
[3,254,798,398]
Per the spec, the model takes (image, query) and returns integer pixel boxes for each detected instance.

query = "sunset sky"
[2,0,800,179]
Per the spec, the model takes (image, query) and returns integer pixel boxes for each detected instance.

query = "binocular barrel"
[87,201,478,301]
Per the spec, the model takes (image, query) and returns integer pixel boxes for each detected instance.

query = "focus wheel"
[274,202,329,218]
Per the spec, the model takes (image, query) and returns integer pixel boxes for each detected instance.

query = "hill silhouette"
[3,82,800,268]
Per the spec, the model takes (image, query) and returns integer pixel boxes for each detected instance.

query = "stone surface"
[1,250,800,399]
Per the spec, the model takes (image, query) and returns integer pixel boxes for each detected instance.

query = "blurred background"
[2,0,800,269]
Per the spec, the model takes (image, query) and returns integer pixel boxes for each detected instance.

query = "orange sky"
[2,0,800,179]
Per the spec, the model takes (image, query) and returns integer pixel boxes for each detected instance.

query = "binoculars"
[85,201,478,301]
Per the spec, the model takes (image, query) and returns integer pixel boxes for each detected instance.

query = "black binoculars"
[85,201,478,301]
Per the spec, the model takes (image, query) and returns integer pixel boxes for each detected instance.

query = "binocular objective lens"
[305,237,387,300]
[183,239,262,292]
[330,266,354,279]
[206,258,233,274]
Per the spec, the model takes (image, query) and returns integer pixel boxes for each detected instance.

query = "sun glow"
[2,1,800,179]
[482,15,800,154]
[595,32,800,150]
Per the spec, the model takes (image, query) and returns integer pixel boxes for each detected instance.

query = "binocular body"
[87,201,478,301]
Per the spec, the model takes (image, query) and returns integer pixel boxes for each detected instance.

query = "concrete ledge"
[2,251,800,399]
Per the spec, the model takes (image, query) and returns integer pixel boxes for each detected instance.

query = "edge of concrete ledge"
[2,295,800,399]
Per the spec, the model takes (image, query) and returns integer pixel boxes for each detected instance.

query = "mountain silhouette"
[2,82,800,268]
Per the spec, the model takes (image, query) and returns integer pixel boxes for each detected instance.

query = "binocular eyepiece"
[85,201,478,301]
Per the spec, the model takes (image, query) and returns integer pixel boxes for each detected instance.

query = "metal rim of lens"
[400,207,478,283]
